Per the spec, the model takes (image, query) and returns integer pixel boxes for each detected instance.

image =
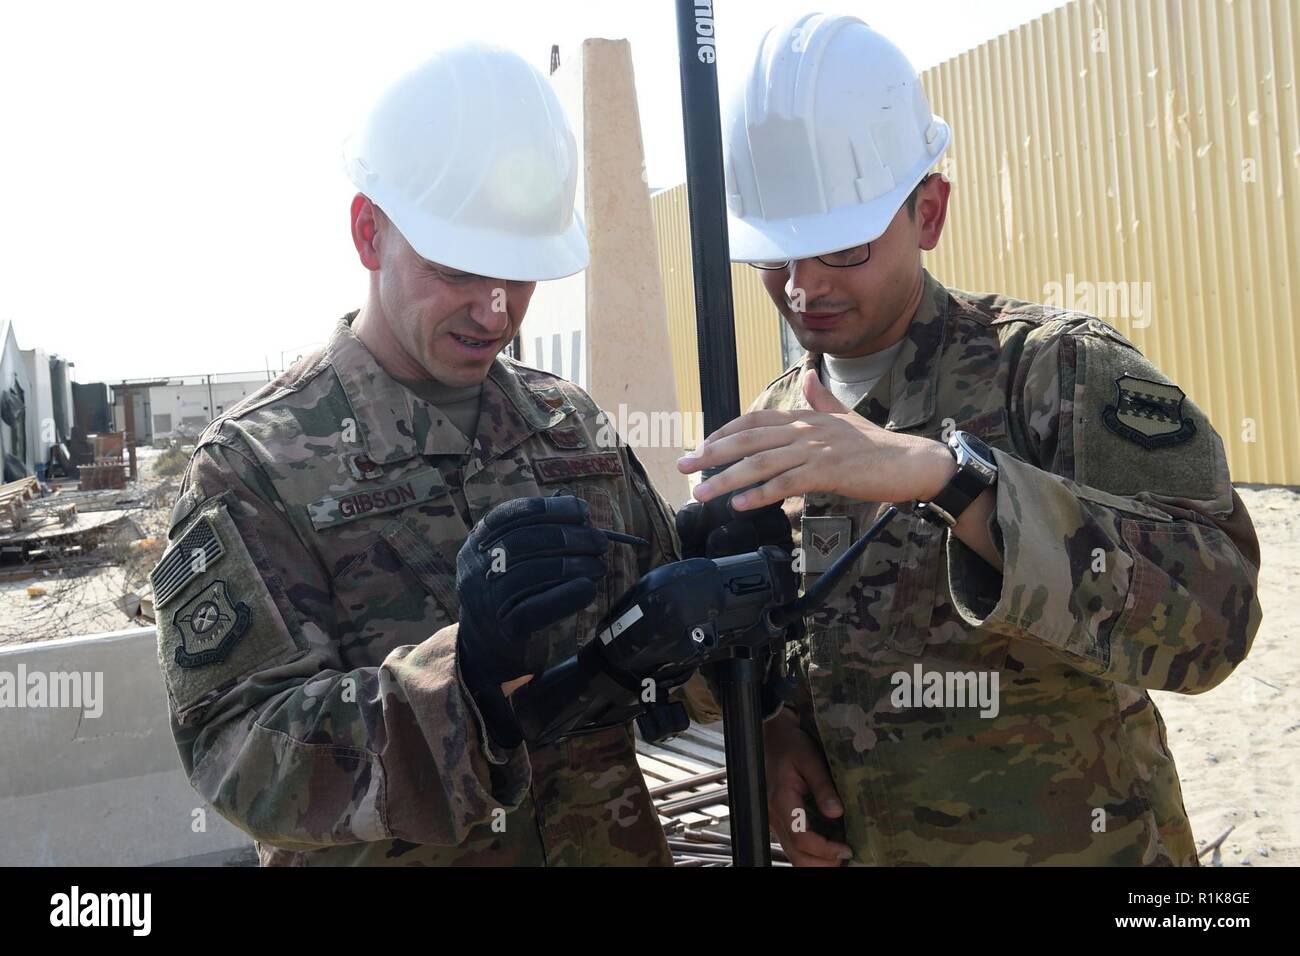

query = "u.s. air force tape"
[151,516,225,608]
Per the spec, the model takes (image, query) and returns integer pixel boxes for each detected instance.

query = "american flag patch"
[151,516,226,608]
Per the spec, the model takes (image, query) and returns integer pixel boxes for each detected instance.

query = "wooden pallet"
[0,508,132,565]
[30,486,142,513]
[0,477,41,532]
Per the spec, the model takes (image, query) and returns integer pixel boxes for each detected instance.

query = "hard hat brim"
[366,180,590,282]
[727,121,950,264]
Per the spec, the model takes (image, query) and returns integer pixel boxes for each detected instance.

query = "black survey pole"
[675,0,741,434]
[674,0,771,868]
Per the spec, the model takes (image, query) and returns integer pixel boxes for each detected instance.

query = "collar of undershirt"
[822,338,905,385]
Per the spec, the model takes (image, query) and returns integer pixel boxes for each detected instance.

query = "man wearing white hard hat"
[679,13,1260,866]
[150,43,694,866]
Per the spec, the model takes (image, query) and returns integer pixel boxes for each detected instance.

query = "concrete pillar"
[524,39,689,505]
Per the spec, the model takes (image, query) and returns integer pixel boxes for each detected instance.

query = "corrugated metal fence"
[652,185,788,423]
[651,0,1298,484]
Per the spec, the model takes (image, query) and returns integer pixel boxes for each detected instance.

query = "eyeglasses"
[750,241,871,271]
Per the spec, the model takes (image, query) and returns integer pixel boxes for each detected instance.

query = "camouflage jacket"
[756,270,1262,866]
[151,315,686,866]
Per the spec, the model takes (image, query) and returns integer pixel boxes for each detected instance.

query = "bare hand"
[765,710,853,866]
[677,368,954,511]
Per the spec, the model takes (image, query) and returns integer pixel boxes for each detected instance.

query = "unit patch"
[172,580,252,668]
[1101,374,1197,449]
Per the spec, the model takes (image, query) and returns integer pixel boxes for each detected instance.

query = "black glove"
[678,492,801,720]
[676,491,795,559]
[456,495,608,747]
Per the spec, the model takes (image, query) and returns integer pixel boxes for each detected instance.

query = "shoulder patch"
[533,453,624,483]
[152,516,226,608]
[172,580,252,668]
[1101,374,1197,449]
[154,495,302,718]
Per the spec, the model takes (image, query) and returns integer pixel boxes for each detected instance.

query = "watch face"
[963,433,994,463]
[952,431,997,479]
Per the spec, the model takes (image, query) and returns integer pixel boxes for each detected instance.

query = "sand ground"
[1152,485,1299,866]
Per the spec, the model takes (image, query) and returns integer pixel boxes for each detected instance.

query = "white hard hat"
[723,12,951,263]
[343,43,588,282]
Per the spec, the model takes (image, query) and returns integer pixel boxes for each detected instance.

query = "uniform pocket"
[380,519,459,617]
[323,492,467,662]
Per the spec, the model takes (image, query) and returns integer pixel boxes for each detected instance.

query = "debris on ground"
[0,445,178,643]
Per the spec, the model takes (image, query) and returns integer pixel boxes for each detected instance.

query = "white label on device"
[599,604,644,645]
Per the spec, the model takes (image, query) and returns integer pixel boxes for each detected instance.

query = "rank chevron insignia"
[812,531,842,556]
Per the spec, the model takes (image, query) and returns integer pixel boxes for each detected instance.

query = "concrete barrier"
[0,627,254,866]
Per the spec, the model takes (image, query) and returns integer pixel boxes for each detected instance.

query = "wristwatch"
[914,430,998,528]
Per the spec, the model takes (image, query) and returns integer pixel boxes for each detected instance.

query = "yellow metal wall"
[652,0,1299,483]
[651,184,787,427]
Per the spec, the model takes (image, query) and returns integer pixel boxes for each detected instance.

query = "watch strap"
[916,433,997,527]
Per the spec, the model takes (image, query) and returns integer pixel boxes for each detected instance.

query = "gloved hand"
[677,490,801,722]
[676,489,795,559]
[456,495,609,747]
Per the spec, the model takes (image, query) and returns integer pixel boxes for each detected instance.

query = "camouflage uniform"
[151,314,690,866]
[757,270,1261,866]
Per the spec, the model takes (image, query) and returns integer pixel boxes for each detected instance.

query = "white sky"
[0,0,1067,383]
